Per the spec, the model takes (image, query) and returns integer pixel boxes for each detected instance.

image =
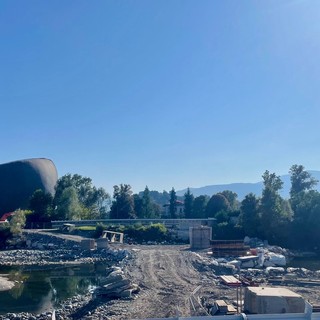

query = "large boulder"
[0,158,58,215]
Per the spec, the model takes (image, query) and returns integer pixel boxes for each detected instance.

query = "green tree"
[110,184,135,219]
[260,170,290,243]
[151,202,161,218]
[206,193,231,218]
[94,187,111,218]
[133,194,143,218]
[240,193,260,237]
[28,189,53,223]
[192,195,209,218]
[55,186,83,220]
[290,190,320,249]
[146,190,170,207]
[169,188,177,218]
[184,188,194,219]
[54,174,110,219]
[10,209,27,235]
[134,189,161,219]
[220,190,239,211]
[142,186,154,218]
[289,164,318,199]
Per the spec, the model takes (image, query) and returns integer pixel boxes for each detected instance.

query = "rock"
[102,279,131,292]
[106,267,122,277]
[0,277,15,291]
[216,258,227,263]
[101,274,125,286]
[262,252,286,267]
[265,266,285,275]
[228,260,241,268]
[119,289,133,298]
[241,260,257,268]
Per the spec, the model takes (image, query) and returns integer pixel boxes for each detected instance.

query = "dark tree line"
[180,165,319,250]
[25,165,320,250]
[109,185,162,219]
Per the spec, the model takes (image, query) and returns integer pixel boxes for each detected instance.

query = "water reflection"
[0,263,107,314]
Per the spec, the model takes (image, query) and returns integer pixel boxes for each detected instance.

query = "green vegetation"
[236,165,320,250]
[53,174,110,220]
[9,209,27,235]
[183,188,194,219]
[95,223,168,243]
[169,188,177,219]
[77,226,96,231]
[25,174,110,226]
[134,186,161,219]
[21,164,320,251]
[110,184,135,219]
[0,209,28,248]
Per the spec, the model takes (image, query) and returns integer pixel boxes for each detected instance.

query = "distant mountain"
[176,171,320,200]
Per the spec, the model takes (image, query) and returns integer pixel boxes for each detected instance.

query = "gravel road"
[125,246,204,318]
[98,245,234,320]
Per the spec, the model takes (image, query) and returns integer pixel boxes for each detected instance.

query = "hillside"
[176,171,320,200]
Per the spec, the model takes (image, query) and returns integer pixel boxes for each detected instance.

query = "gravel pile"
[0,248,128,267]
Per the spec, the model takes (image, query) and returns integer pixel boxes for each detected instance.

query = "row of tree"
[186,164,319,250]
[24,164,320,250]
[106,164,320,250]
[27,174,110,224]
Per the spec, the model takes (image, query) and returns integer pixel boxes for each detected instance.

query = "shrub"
[125,223,168,242]
[213,222,244,240]
[10,209,26,235]
[94,223,106,238]
[92,223,168,242]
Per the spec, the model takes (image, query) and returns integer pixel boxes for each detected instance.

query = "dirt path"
[127,247,200,318]
[104,246,222,319]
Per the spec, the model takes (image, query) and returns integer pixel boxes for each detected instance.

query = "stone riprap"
[0,231,131,267]
[0,232,134,320]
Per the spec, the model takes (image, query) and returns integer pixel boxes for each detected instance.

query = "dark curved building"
[0,158,58,216]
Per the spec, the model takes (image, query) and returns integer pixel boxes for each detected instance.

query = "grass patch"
[95,223,169,242]
[76,226,96,231]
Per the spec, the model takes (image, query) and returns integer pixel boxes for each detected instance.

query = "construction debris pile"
[94,266,140,299]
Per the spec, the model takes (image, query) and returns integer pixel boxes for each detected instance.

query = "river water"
[0,263,108,315]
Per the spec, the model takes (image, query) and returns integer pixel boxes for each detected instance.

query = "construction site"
[56,224,320,319]
[0,224,319,320]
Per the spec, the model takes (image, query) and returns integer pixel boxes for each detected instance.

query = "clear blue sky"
[1,0,320,194]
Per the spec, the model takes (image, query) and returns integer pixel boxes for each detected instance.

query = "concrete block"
[244,286,305,314]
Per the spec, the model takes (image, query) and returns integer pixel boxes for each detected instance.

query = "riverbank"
[0,231,320,319]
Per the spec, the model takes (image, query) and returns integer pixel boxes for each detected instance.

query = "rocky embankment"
[0,231,136,320]
[0,231,130,267]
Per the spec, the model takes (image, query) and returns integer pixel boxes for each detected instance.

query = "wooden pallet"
[219,275,241,287]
